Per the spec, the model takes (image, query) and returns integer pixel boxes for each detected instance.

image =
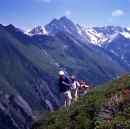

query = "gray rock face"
[103,34,130,70]
[0,93,33,129]
[0,24,60,129]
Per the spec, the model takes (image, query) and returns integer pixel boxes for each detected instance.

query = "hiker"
[70,75,80,102]
[59,70,72,107]
[78,80,89,96]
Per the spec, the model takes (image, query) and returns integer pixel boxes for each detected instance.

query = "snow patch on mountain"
[77,25,108,46]
[24,29,32,36]
[26,26,48,36]
[127,27,130,31]
[110,49,119,56]
[77,25,130,46]
[121,31,130,39]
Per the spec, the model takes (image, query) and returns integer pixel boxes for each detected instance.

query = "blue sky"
[0,0,130,29]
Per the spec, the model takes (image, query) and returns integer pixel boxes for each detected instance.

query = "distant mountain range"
[26,16,130,46]
[0,16,130,129]
[26,16,130,71]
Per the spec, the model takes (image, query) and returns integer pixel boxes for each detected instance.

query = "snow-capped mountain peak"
[77,25,130,46]
[26,26,48,36]
[24,17,130,47]
[77,24,108,46]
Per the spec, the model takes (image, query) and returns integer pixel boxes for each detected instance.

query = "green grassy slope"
[31,75,130,129]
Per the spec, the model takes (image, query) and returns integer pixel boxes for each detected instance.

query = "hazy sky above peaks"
[0,0,130,29]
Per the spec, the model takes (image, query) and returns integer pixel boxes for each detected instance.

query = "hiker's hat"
[59,70,65,76]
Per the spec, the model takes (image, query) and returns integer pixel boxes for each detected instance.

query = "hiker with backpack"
[70,75,80,102]
[59,71,72,107]
[78,80,89,96]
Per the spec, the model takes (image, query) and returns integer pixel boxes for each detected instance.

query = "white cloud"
[65,10,72,16]
[112,9,125,17]
[36,0,51,3]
